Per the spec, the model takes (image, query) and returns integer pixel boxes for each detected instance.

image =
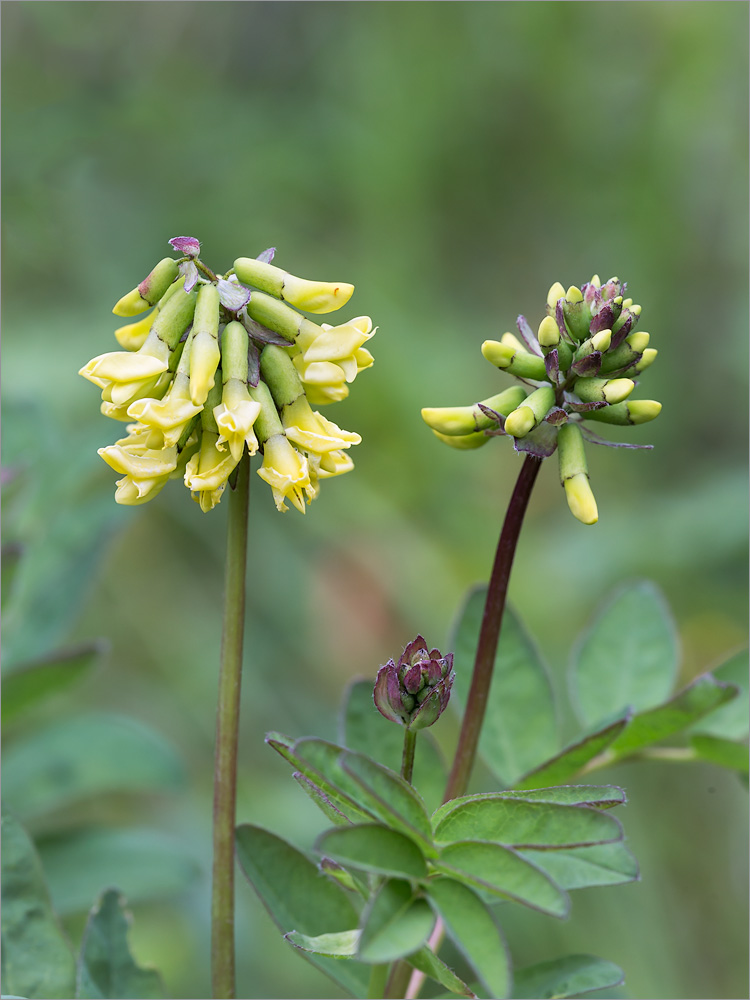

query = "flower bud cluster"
[374,636,455,731]
[80,240,375,513]
[422,275,662,525]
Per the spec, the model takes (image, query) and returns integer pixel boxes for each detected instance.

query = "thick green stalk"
[381,729,419,999]
[401,728,417,784]
[443,455,542,802]
[211,455,251,999]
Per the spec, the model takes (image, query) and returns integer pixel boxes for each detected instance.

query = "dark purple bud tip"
[169,236,201,257]
[217,277,252,312]
[374,638,455,730]
[256,247,277,264]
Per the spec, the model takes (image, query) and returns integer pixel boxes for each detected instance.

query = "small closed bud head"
[374,637,455,730]
[563,473,599,525]
[565,285,584,303]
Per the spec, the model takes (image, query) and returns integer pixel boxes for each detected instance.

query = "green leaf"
[435,841,569,917]
[315,824,428,879]
[571,581,679,726]
[407,946,477,998]
[426,877,511,998]
[606,674,739,760]
[518,842,639,890]
[0,810,76,1000]
[512,954,624,999]
[76,889,164,999]
[452,588,557,785]
[497,786,626,809]
[691,650,749,740]
[235,825,368,997]
[689,735,749,774]
[339,751,436,856]
[2,713,184,821]
[37,828,199,916]
[513,712,632,790]
[340,679,447,813]
[357,880,435,964]
[266,734,375,824]
[285,929,360,958]
[1,641,107,724]
[293,772,353,826]
[433,795,623,849]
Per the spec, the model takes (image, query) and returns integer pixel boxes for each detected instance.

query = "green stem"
[401,728,417,784]
[384,961,414,1000]
[380,730,419,998]
[443,455,542,803]
[211,455,251,999]
[368,964,390,999]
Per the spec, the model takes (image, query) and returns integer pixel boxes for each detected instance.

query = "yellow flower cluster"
[80,242,375,513]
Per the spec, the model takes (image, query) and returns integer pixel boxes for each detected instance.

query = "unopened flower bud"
[573,377,635,405]
[585,399,662,426]
[504,385,556,438]
[421,385,527,436]
[234,257,355,314]
[546,282,565,309]
[374,636,454,731]
[558,422,598,525]
[113,258,180,316]
[481,340,547,380]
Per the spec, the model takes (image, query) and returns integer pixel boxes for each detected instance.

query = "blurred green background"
[2,2,747,998]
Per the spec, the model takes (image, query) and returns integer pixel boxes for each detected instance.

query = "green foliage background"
[2,3,747,998]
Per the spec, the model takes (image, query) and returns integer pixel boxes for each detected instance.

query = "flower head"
[80,240,375,511]
[374,637,455,731]
[422,275,661,524]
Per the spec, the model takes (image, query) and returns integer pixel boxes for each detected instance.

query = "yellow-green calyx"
[422,274,662,524]
[80,240,375,513]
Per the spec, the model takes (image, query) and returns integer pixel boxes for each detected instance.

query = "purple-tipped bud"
[373,636,454,731]
[169,236,201,257]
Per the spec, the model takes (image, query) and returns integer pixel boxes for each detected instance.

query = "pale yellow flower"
[291,315,375,405]
[256,434,315,513]
[127,372,202,447]
[281,395,361,454]
[114,472,171,506]
[114,312,155,352]
[184,429,239,512]
[213,379,262,462]
[98,424,178,479]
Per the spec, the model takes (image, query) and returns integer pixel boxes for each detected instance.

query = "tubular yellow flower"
[233,257,354,314]
[114,312,156,352]
[79,350,168,391]
[213,380,262,462]
[281,395,361,454]
[291,316,375,404]
[98,424,178,480]
[184,429,239,493]
[256,433,315,513]
[114,472,171,506]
